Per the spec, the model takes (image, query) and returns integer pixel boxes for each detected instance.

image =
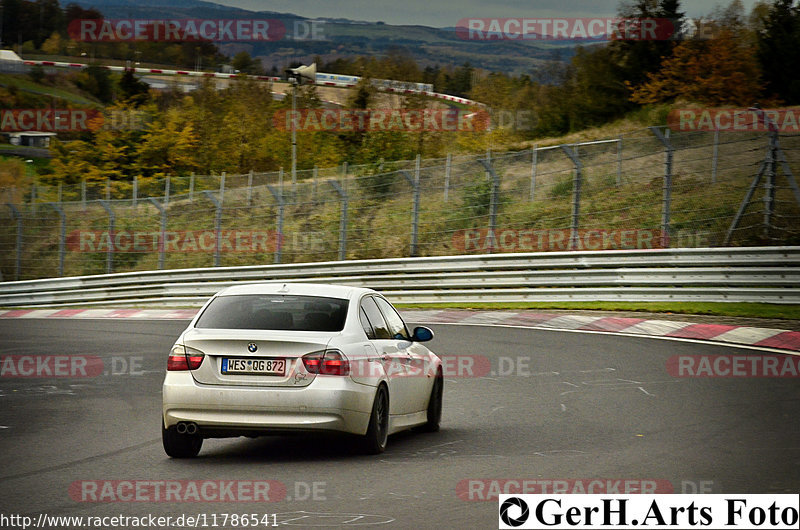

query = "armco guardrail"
[0,247,798,307]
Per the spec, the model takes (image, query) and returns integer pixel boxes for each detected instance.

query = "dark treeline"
[1,0,227,68]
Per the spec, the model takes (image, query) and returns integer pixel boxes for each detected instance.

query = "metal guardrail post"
[46,203,66,277]
[266,185,284,264]
[202,191,222,267]
[6,203,22,281]
[478,158,501,253]
[650,127,673,248]
[328,180,348,261]
[559,145,582,251]
[147,198,167,270]
[98,200,115,274]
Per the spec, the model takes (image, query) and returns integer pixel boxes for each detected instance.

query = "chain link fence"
[2,127,799,281]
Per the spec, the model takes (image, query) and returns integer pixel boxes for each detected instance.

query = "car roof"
[213,282,376,300]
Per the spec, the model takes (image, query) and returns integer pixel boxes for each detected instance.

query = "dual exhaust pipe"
[176,421,199,435]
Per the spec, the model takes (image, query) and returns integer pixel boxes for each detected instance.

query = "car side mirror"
[411,326,434,342]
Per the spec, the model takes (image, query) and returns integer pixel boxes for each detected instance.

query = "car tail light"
[302,350,350,376]
[167,344,205,371]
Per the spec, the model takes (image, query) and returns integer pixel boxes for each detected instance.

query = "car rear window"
[195,294,349,331]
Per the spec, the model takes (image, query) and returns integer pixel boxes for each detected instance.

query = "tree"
[756,0,800,103]
[629,28,764,106]
[119,69,150,106]
[612,0,684,89]
[231,51,261,75]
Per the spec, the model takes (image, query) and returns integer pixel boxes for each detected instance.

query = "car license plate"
[221,358,285,375]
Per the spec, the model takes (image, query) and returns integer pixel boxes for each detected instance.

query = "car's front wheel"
[162,421,203,458]
[360,385,389,454]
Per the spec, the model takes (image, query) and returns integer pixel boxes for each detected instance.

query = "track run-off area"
[0,316,798,528]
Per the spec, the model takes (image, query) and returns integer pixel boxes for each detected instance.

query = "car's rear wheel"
[162,421,203,458]
[360,385,389,454]
[420,369,443,432]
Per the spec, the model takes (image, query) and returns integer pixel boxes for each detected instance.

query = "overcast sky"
[210,0,762,27]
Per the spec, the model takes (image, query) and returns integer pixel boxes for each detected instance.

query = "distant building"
[4,132,57,148]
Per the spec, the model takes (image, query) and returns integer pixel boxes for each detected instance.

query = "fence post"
[616,137,623,187]
[278,167,284,194]
[189,172,195,202]
[266,185,284,264]
[328,180,348,260]
[764,128,777,237]
[400,169,421,257]
[650,127,673,248]
[81,178,86,210]
[202,191,222,267]
[219,172,226,205]
[147,198,167,270]
[312,165,318,203]
[164,175,171,206]
[57,182,63,207]
[98,200,115,274]
[485,148,492,181]
[6,203,22,281]
[247,169,254,206]
[444,153,452,202]
[478,157,501,253]
[712,129,719,184]
[47,203,66,277]
[530,145,538,201]
[30,181,36,215]
[560,145,583,251]
[105,178,111,202]
[132,175,138,209]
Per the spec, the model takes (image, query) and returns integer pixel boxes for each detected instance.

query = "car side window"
[374,296,409,340]
[359,307,375,339]
[360,297,392,339]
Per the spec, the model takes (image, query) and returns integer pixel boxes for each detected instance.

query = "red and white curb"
[1,308,798,353]
[405,310,800,353]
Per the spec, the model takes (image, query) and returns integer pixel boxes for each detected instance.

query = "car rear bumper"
[162,371,374,436]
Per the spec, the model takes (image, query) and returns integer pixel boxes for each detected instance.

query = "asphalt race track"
[0,319,798,528]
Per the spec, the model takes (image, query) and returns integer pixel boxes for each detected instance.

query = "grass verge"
[394,302,800,320]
